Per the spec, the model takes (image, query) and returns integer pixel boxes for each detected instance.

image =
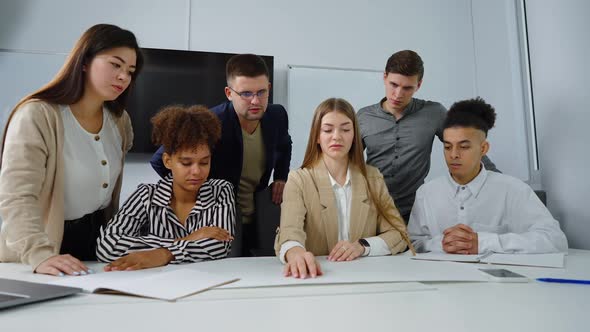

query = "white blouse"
[62,106,122,220]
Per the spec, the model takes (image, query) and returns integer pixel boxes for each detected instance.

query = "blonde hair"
[301,98,415,254]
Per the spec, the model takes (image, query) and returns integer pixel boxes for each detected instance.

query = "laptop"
[0,278,82,309]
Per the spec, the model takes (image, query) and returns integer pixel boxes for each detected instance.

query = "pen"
[536,278,590,285]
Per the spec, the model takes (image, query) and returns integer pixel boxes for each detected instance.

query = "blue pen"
[536,278,590,285]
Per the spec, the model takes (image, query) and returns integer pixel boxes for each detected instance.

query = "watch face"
[359,239,370,247]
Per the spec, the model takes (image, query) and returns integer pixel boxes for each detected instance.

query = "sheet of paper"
[410,252,565,268]
[481,253,565,268]
[50,268,238,301]
[177,255,490,288]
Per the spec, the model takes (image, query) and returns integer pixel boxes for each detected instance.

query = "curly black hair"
[151,105,221,155]
[444,97,496,136]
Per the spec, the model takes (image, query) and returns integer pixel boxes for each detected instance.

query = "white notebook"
[411,252,565,268]
[50,268,239,301]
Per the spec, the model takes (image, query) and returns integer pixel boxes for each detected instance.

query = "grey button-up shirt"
[357,97,497,220]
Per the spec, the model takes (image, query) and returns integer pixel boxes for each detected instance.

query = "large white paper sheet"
[50,268,238,301]
[180,255,490,288]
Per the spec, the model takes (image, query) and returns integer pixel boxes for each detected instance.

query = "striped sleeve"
[170,181,236,263]
[96,184,173,262]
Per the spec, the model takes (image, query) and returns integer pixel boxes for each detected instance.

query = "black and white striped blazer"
[96,175,235,263]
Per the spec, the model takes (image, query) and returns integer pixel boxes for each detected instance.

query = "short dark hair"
[444,97,497,136]
[225,53,269,84]
[385,50,424,81]
[151,105,221,155]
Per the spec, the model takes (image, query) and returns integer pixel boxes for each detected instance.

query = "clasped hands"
[442,223,478,254]
[283,240,365,279]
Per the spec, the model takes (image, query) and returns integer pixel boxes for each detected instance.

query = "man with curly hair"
[408,98,567,255]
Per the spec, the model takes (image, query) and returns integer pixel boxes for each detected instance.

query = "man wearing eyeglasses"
[150,54,292,256]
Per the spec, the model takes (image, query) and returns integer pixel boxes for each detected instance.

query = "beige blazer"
[275,161,409,256]
[0,100,133,269]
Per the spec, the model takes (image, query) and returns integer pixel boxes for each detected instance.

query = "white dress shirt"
[62,106,122,220]
[408,165,568,254]
[279,167,390,263]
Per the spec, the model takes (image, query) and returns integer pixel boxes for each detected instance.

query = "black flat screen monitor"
[126,48,274,153]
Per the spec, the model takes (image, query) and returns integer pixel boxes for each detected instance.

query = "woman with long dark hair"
[0,24,144,276]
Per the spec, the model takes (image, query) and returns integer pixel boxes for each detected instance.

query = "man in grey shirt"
[357,50,497,223]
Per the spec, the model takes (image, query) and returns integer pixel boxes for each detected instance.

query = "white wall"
[0,0,542,233]
[1,0,486,113]
[471,0,530,181]
[526,0,590,249]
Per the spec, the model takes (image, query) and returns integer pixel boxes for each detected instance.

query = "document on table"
[179,255,491,288]
[411,252,565,268]
[50,268,239,301]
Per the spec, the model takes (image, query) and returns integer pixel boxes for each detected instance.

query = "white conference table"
[1,249,589,332]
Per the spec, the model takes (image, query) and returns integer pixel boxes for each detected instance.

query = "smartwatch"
[358,238,371,256]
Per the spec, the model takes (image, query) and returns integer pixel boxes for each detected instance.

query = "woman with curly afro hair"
[96,105,236,270]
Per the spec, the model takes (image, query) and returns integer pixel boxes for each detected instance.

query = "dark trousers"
[241,222,258,257]
[60,209,106,261]
[228,210,258,257]
[386,190,414,226]
[402,212,411,225]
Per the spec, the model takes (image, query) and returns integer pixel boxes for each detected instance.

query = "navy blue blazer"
[150,101,292,193]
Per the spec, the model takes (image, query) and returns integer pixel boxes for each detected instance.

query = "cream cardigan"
[0,100,133,270]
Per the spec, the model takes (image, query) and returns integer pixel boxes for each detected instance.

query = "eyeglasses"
[228,86,268,100]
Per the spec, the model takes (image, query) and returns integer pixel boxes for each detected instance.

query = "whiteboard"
[287,65,530,182]
[287,65,382,170]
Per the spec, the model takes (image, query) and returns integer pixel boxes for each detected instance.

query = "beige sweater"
[0,100,133,270]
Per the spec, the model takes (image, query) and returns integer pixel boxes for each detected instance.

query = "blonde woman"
[275,98,414,278]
